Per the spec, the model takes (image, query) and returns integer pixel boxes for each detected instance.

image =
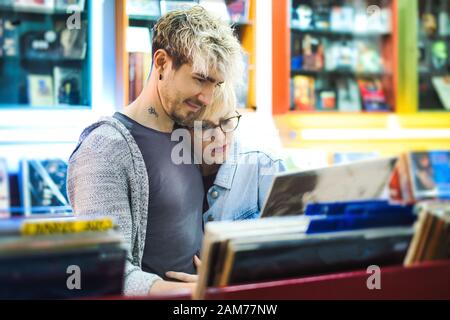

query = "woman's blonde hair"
[199,81,237,122]
[153,5,244,89]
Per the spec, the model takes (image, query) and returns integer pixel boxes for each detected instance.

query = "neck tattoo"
[148,107,159,118]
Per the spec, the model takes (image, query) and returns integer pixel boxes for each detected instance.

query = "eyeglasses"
[189,112,242,142]
[200,111,242,134]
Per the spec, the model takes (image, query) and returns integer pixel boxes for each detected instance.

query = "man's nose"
[197,85,214,107]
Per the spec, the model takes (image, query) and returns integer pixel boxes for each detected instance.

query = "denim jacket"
[203,144,286,224]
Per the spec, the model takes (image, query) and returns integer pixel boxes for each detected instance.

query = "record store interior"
[0,0,450,300]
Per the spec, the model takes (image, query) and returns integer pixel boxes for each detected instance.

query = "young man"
[67,6,243,296]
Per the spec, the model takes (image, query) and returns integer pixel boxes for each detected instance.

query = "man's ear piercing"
[159,74,163,81]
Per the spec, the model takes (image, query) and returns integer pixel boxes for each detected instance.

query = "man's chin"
[172,111,201,127]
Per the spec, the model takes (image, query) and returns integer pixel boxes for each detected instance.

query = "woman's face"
[190,110,238,165]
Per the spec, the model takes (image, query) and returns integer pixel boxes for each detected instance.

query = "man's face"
[159,63,224,127]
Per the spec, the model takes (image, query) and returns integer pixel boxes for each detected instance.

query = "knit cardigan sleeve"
[67,124,162,296]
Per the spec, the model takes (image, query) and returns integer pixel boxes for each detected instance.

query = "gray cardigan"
[67,116,162,296]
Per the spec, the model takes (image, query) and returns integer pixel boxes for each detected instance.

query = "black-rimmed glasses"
[201,111,242,134]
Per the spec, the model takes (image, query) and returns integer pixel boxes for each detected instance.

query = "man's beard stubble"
[170,104,206,127]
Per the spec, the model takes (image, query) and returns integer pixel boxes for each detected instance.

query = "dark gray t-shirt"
[114,112,203,280]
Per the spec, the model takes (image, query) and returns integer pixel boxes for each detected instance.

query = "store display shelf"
[128,14,159,22]
[112,260,450,300]
[291,69,389,78]
[291,27,391,38]
[274,112,450,130]
[0,6,87,16]
[204,260,450,300]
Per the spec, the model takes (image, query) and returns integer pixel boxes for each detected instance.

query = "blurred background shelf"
[117,0,257,111]
[291,69,389,78]
[291,27,391,38]
[272,0,450,158]
[0,0,91,109]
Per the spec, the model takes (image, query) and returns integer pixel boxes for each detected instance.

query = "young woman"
[189,84,286,224]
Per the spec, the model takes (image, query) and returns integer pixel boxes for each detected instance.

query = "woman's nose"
[214,128,226,143]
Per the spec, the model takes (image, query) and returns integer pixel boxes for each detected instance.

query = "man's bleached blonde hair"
[153,5,244,88]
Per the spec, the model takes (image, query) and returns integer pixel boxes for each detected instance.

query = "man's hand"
[165,255,202,283]
[165,271,198,283]
[150,280,195,295]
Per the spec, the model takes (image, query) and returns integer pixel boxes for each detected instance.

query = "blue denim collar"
[214,162,237,190]
[213,141,240,190]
